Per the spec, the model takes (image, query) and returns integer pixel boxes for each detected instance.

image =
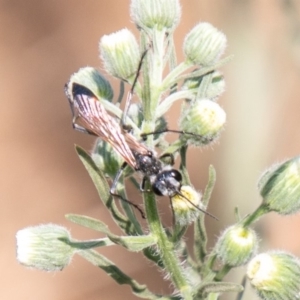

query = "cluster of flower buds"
[16,2,300,300]
[17,1,230,293]
[88,0,229,222]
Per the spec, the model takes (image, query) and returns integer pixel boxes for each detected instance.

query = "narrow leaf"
[108,235,157,252]
[66,214,109,232]
[75,145,141,235]
[66,214,155,252]
[62,237,115,249]
[78,249,175,299]
[198,282,243,298]
[194,165,216,264]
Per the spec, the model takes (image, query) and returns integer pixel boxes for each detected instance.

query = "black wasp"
[65,67,215,220]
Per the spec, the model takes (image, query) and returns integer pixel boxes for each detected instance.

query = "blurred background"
[2,0,300,299]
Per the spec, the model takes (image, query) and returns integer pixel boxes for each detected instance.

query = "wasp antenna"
[141,128,208,139]
[122,48,149,129]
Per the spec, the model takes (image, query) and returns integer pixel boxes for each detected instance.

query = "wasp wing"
[66,83,138,169]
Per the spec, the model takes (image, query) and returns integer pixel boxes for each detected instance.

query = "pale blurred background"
[2,0,300,299]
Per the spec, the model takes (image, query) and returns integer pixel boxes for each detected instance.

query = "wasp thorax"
[132,151,163,176]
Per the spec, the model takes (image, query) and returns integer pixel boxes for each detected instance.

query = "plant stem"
[214,264,232,281]
[144,190,193,299]
[241,203,269,227]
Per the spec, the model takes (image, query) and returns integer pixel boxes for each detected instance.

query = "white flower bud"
[179,99,226,146]
[172,185,202,225]
[183,22,227,66]
[130,0,181,32]
[67,67,113,101]
[247,251,300,300]
[100,28,140,81]
[259,156,300,215]
[16,224,74,271]
[216,225,258,267]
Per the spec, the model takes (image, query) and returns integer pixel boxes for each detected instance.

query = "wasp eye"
[170,170,182,182]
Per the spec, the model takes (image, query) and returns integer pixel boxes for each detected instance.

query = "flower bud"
[67,67,113,101]
[130,0,181,32]
[259,156,300,215]
[183,22,227,66]
[247,251,300,300]
[171,185,202,225]
[100,28,140,81]
[92,138,129,179]
[16,224,74,271]
[182,71,225,101]
[216,225,258,267]
[179,99,226,146]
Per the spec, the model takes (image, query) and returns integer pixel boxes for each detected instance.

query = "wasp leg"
[169,197,176,227]
[72,120,97,136]
[139,176,152,193]
[159,153,175,166]
[110,162,146,219]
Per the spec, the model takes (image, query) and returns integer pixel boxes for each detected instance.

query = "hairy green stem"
[144,190,193,299]
[241,203,269,227]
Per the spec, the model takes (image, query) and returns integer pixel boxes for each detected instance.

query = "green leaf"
[194,165,217,265]
[156,89,196,118]
[109,235,157,252]
[202,165,216,207]
[61,237,115,250]
[66,214,156,252]
[78,250,177,300]
[197,281,243,298]
[75,145,142,235]
[196,72,213,99]
[66,214,110,232]
[178,55,234,83]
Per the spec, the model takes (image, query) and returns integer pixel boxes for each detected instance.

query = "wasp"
[65,53,215,220]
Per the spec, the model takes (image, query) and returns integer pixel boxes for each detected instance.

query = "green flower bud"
[171,185,202,225]
[259,156,300,215]
[127,103,143,128]
[67,67,113,101]
[182,71,225,101]
[92,138,132,178]
[216,225,258,267]
[130,0,181,32]
[100,28,140,81]
[16,224,74,271]
[247,251,300,300]
[179,99,226,146]
[183,22,227,66]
